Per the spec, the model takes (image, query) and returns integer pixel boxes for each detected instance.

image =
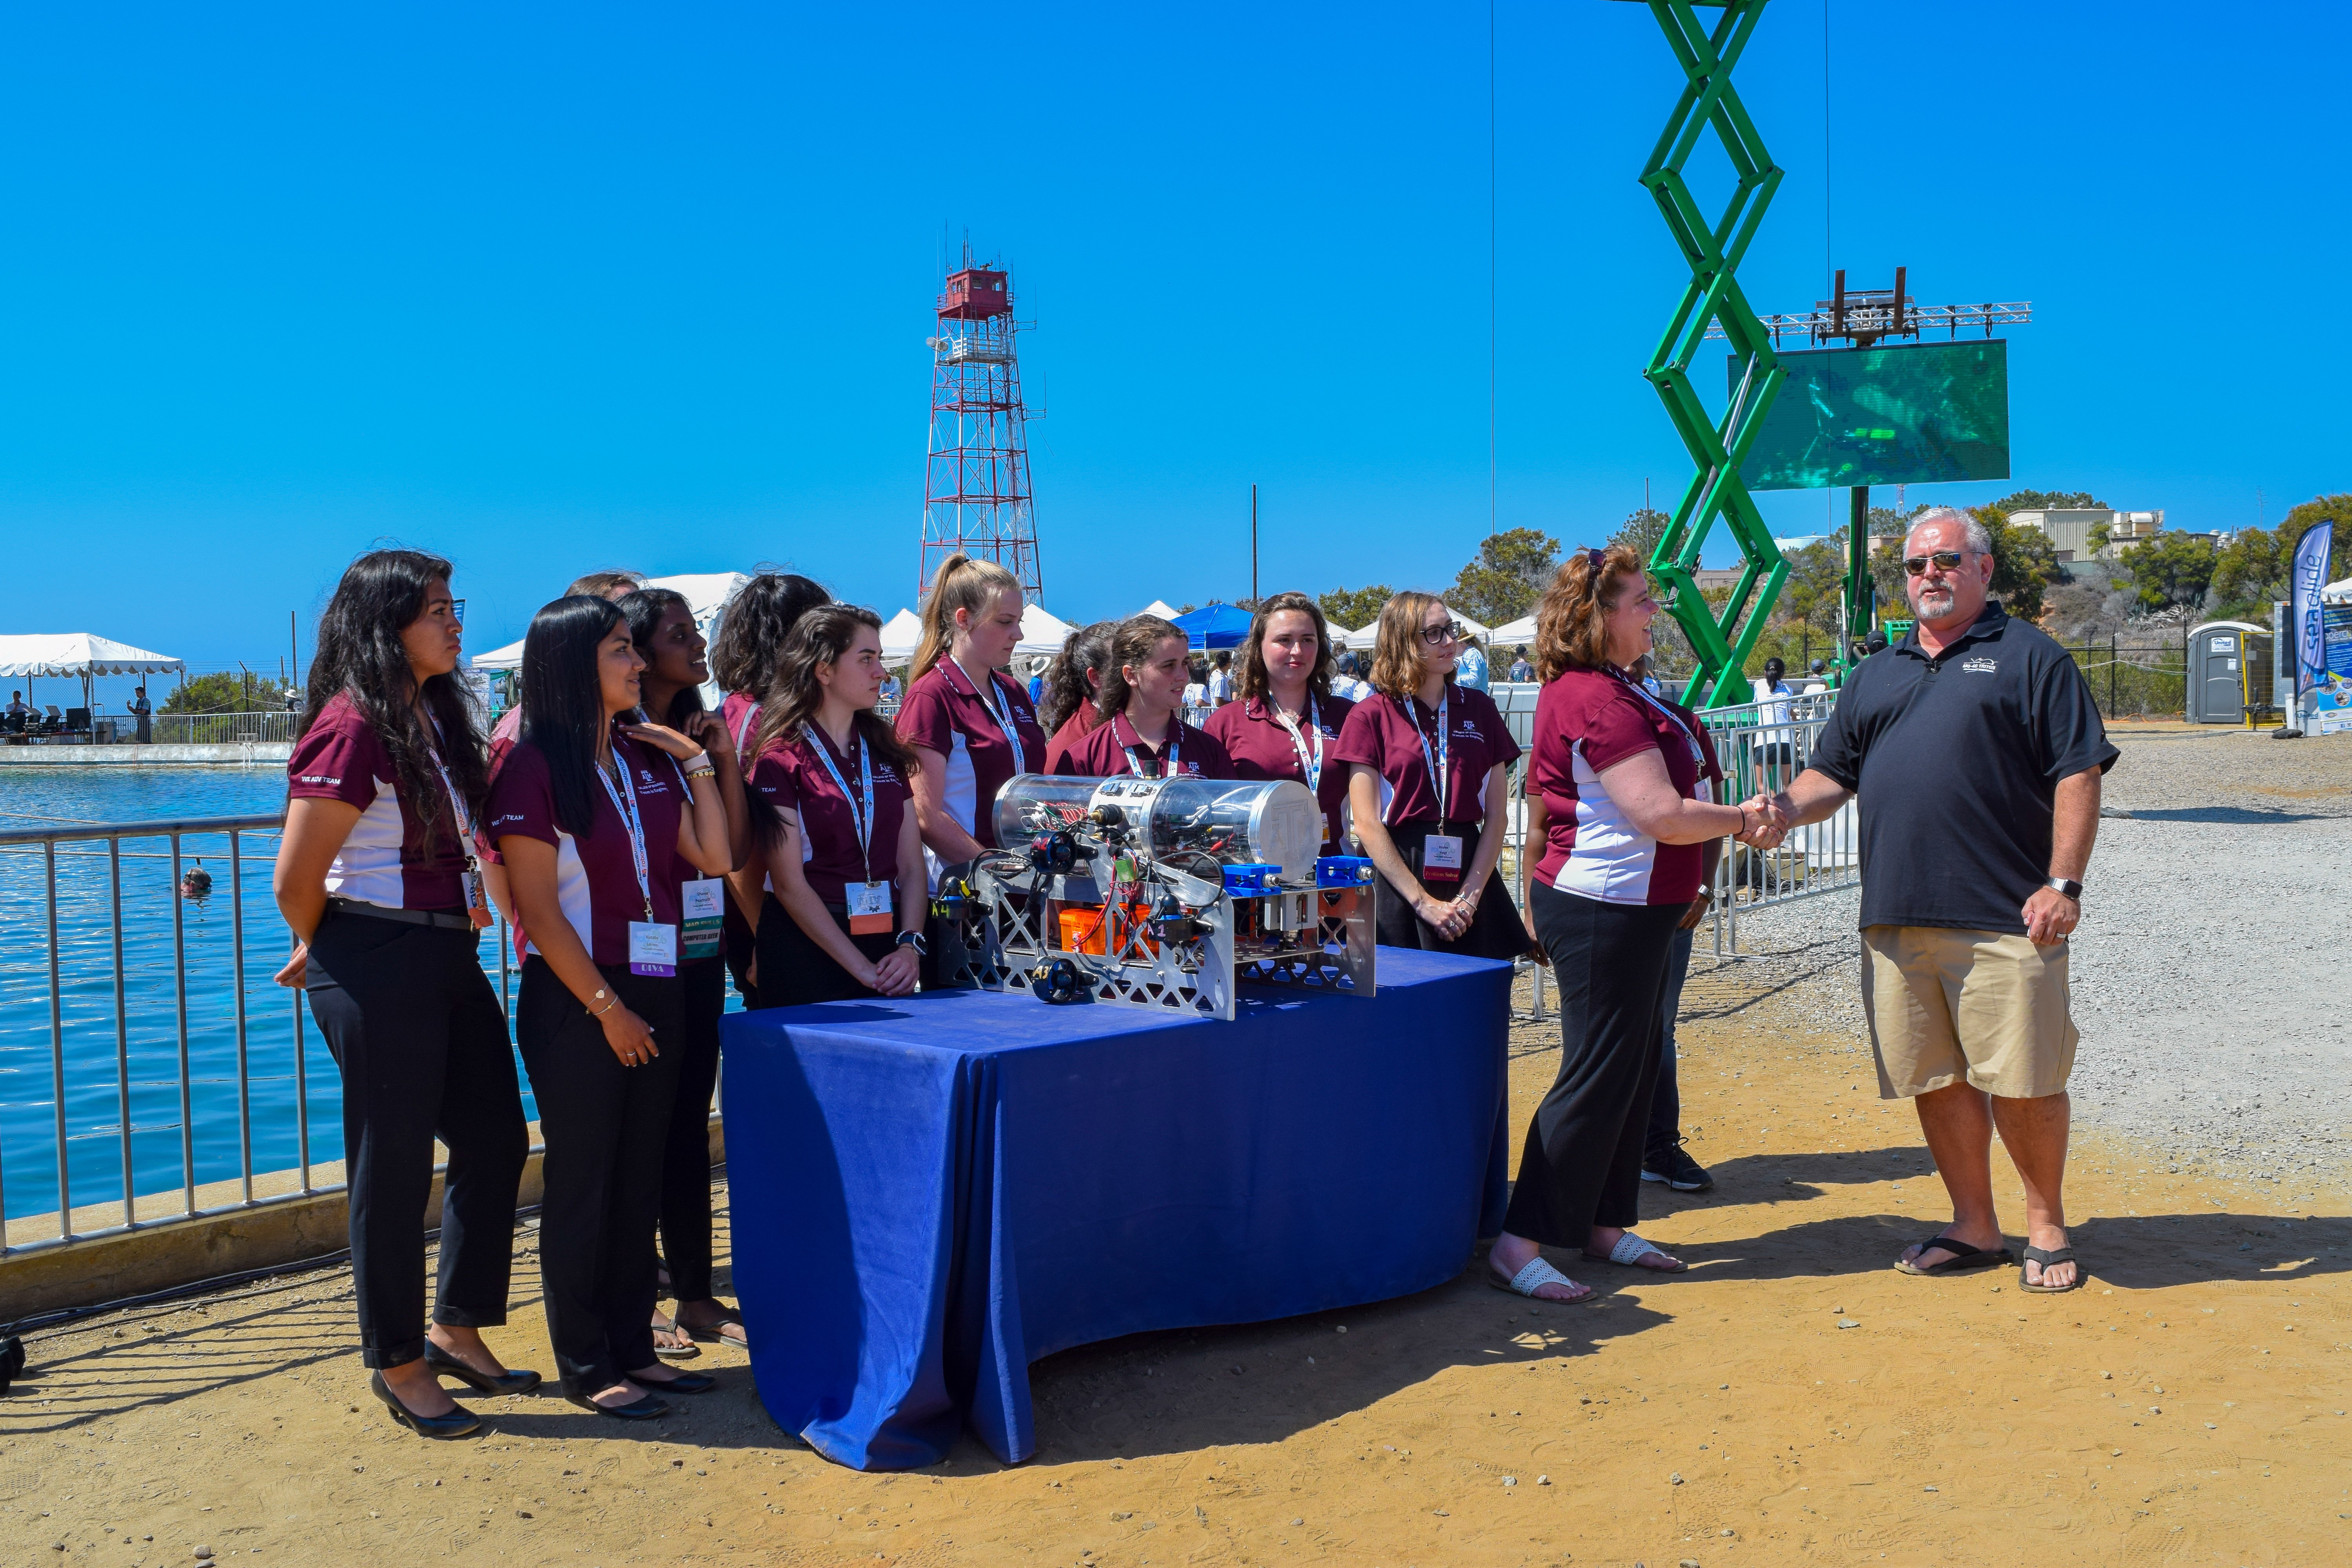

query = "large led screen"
[1733,339,2011,491]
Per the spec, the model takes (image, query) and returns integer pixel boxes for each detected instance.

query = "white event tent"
[1486,614,1538,649]
[469,573,753,672]
[0,633,186,715]
[878,603,1076,663]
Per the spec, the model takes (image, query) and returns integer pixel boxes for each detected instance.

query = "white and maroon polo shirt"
[719,690,761,757]
[1331,682,1519,829]
[486,732,686,965]
[893,659,1047,849]
[1528,667,1723,906]
[1050,711,1236,780]
[285,692,470,912]
[748,725,912,905]
[1204,693,1356,849]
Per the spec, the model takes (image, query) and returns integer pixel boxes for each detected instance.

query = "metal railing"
[147,711,301,746]
[0,812,520,1261]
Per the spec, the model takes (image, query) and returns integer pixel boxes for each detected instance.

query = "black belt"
[327,896,477,932]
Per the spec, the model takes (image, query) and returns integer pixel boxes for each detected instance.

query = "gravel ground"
[1688,726,2352,1192]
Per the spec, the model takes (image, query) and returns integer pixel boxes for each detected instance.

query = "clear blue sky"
[3,0,2346,685]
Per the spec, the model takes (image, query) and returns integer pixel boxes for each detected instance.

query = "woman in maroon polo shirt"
[1334,592,1532,958]
[1052,614,1237,780]
[705,572,830,1010]
[1038,619,1117,772]
[274,548,532,1441]
[895,554,1047,864]
[1203,591,1354,851]
[1487,546,1762,1304]
[617,587,756,1358]
[488,593,734,1420]
[748,605,929,1004]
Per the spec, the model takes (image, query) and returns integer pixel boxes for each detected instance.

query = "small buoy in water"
[180,861,213,899]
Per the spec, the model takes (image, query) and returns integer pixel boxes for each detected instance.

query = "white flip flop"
[1587,1231,1686,1272]
[1488,1254,1592,1301]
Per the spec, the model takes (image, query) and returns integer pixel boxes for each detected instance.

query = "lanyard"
[1390,688,1448,826]
[1267,697,1323,793]
[732,699,759,757]
[951,657,1029,773]
[800,723,877,883]
[1618,670,1709,774]
[425,744,477,862]
[1114,712,1179,778]
[593,749,656,923]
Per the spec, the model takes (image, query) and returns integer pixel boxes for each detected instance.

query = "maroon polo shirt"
[894,659,1047,848]
[748,725,912,905]
[1331,682,1519,829]
[285,691,469,911]
[1204,692,1356,850]
[486,732,686,966]
[1529,669,1721,905]
[1051,711,1236,780]
[1042,707,1099,774]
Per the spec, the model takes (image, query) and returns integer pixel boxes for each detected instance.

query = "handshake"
[1734,792,1790,849]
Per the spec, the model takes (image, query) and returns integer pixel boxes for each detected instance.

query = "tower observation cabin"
[938,267,1009,321]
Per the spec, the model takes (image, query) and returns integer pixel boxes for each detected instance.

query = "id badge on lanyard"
[804,724,895,935]
[1117,713,1178,779]
[427,743,493,929]
[680,877,724,960]
[1399,691,1463,881]
[597,756,676,977]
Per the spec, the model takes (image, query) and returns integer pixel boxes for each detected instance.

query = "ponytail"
[911,553,1022,682]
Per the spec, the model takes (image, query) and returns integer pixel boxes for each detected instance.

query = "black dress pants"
[1373,821,1534,961]
[517,958,683,1397]
[1503,884,1682,1247]
[757,893,897,1007]
[305,907,527,1370]
[656,955,726,1304]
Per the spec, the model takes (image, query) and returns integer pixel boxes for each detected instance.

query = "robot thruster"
[930,774,1377,1021]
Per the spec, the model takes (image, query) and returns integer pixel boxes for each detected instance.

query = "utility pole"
[1250,484,1259,606]
[290,611,299,698]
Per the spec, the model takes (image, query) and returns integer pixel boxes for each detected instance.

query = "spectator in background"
[1183,658,1210,716]
[1330,651,1373,703]
[1207,650,1235,709]
[880,666,902,704]
[131,685,154,744]
[1455,635,1490,693]
[1865,628,1889,656]
[1027,659,1045,708]
[6,691,28,718]
[1508,647,1535,682]
[1803,658,1829,691]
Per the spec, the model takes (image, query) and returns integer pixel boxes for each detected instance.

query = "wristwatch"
[2044,877,2083,899]
[895,930,929,957]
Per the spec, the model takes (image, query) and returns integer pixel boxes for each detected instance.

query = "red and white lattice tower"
[917,254,1043,603]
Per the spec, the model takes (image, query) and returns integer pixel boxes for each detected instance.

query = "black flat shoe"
[563,1388,671,1421]
[370,1370,481,1439]
[424,1341,543,1396]
[634,1369,717,1396]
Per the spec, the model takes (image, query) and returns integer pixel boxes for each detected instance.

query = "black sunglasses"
[1902,550,1969,576]
[1418,618,1466,646]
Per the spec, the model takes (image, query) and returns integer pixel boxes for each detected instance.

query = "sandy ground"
[7,935,2349,1568]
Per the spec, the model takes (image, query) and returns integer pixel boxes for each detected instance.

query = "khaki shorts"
[1860,925,2076,1101]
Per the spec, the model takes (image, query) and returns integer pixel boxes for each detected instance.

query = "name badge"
[1421,832,1465,883]
[680,877,724,961]
[845,880,894,936]
[628,920,679,977]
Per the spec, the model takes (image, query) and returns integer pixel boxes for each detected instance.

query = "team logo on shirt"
[1960,656,1998,674]
[297,772,342,786]
[1454,720,1483,740]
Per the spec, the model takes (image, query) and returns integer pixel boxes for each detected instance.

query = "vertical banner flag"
[2288,521,2334,696]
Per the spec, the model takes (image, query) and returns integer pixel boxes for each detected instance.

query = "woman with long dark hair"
[1038,619,1117,773]
[748,606,929,1003]
[1051,614,1236,780]
[706,572,830,1008]
[1488,546,1749,1301]
[1334,591,1531,958]
[895,554,1046,865]
[487,595,734,1419]
[616,588,753,1356]
[1203,592,1355,850]
[274,549,532,1440]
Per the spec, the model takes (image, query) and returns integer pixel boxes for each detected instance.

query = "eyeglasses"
[1419,619,1465,646]
[1901,550,1969,576]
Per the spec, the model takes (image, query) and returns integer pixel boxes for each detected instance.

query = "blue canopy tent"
[1170,604,1254,651]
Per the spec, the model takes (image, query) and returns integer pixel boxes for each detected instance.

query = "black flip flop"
[2018,1245,2084,1293]
[1892,1235,2012,1276]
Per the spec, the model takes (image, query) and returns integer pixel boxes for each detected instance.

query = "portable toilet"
[2186,621,2265,723]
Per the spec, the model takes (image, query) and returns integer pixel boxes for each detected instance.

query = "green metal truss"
[1634,0,1788,710]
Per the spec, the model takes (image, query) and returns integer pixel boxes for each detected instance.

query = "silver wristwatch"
[2044,877,2083,899]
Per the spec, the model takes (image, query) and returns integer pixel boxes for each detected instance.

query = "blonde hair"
[1533,544,1646,681]
[1368,592,1448,701]
[911,553,1022,682]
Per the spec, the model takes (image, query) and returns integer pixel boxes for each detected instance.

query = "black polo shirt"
[1809,603,2118,936]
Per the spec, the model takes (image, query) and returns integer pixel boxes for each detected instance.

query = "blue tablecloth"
[717,947,1514,1470]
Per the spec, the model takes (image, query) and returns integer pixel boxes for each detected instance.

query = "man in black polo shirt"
[1754,507,2117,1293]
